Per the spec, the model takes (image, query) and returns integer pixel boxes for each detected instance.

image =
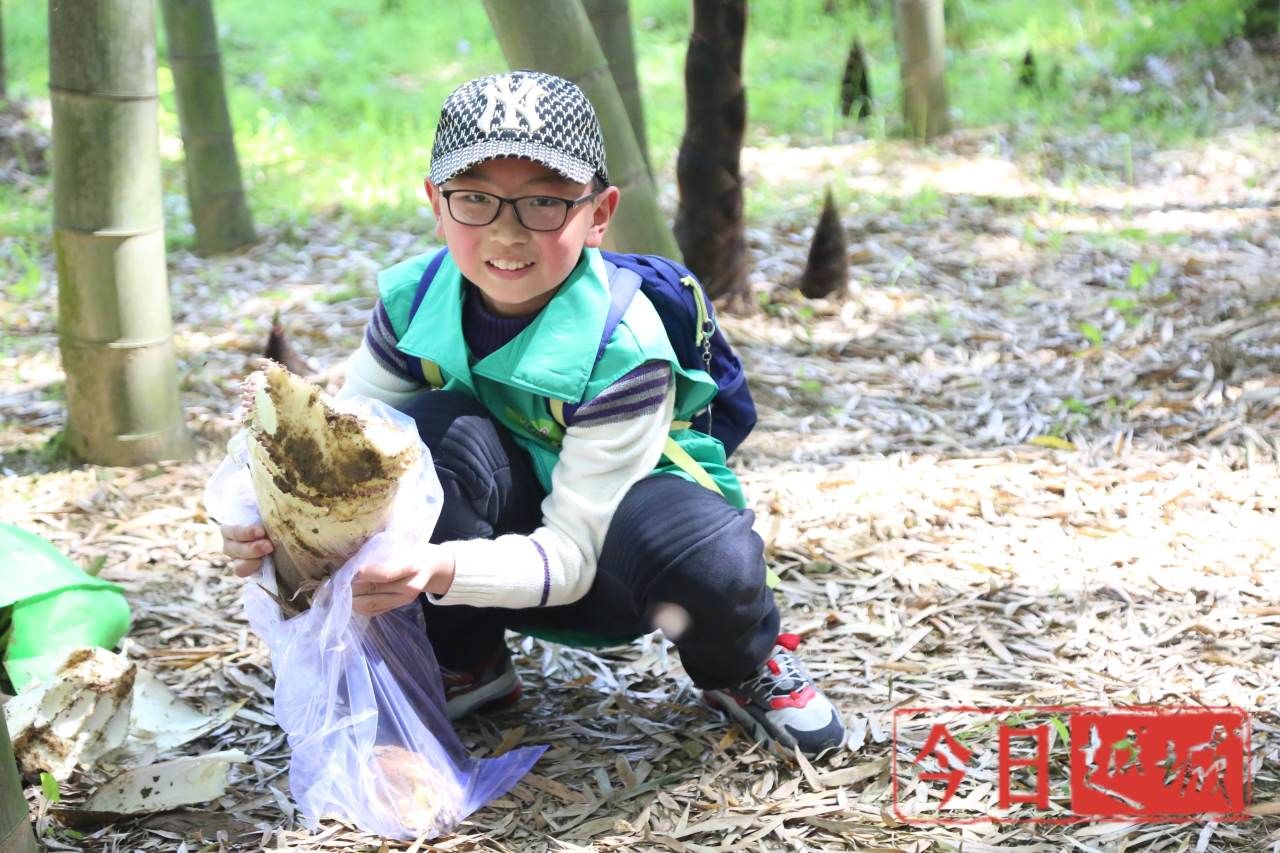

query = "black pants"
[399,391,780,690]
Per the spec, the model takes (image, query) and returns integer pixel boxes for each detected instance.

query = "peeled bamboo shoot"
[372,744,463,835]
[243,363,419,612]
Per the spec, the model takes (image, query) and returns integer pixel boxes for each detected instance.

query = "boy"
[221,71,846,756]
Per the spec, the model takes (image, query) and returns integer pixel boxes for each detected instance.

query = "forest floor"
[3,41,1280,853]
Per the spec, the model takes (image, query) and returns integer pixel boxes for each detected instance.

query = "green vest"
[378,247,746,509]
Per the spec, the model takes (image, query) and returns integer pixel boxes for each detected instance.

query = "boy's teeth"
[490,259,531,271]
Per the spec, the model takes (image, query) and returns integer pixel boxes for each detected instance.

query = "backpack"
[407,248,757,457]
[597,251,755,457]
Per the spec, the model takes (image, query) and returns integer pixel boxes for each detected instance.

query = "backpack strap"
[665,420,724,496]
[408,248,450,389]
[598,261,643,360]
[409,248,450,319]
[547,261,726,499]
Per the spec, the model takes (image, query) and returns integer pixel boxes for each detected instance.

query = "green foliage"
[1049,715,1071,746]
[1128,260,1159,290]
[899,187,946,224]
[39,429,74,466]
[40,771,62,804]
[2,240,43,300]
[1079,322,1104,347]
[0,183,47,242]
[0,0,1263,235]
[1063,397,1093,416]
[1108,296,1143,325]
[1111,0,1247,72]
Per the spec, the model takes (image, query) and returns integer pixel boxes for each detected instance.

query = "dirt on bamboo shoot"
[243,363,419,613]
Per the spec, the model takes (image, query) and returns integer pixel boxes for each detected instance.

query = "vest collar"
[397,248,612,402]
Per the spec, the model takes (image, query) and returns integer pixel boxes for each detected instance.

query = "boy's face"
[425,158,620,317]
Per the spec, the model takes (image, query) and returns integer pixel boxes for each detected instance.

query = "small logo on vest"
[478,76,546,134]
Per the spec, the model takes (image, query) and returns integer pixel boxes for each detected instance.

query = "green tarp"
[0,523,131,692]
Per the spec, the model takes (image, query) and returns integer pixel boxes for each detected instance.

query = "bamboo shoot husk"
[243,363,419,613]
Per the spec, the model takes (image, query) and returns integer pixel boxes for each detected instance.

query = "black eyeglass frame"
[439,188,603,232]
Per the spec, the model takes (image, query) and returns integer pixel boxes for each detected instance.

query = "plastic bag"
[204,396,544,839]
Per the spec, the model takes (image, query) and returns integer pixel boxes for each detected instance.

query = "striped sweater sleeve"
[562,361,671,428]
[364,300,423,384]
[335,300,427,407]
[432,362,676,610]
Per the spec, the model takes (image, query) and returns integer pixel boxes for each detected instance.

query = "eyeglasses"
[439,188,602,232]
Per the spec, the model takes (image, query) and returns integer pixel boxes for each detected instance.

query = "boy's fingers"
[223,538,273,560]
[351,592,409,616]
[353,563,412,585]
[221,524,266,542]
[231,558,261,578]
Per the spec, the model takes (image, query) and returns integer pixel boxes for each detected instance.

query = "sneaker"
[441,647,522,721]
[703,633,846,757]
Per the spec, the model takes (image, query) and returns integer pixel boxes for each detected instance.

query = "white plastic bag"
[205,397,544,839]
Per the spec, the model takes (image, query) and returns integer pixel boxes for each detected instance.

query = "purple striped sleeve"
[533,539,551,606]
[564,362,672,428]
[364,300,423,382]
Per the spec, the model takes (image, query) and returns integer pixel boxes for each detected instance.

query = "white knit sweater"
[338,341,673,610]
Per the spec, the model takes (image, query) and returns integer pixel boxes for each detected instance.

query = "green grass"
[0,0,1260,241]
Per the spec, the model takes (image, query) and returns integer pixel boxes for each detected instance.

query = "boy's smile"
[425,158,619,318]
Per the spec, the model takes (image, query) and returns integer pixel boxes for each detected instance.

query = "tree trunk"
[673,0,749,305]
[1245,0,1280,38]
[893,0,950,140]
[482,0,678,258]
[160,0,255,254]
[582,0,650,176]
[1,712,39,853]
[50,0,193,465]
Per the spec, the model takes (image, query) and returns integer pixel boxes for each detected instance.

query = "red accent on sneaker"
[776,633,802,651]
[769,684,816,710]
[768,658,781,675]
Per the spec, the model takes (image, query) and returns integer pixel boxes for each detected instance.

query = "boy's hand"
[220,524,274,577]
[352,544,456,617]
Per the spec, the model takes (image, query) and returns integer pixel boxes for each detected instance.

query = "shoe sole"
[704,691,845,759]
[445,666,522,721]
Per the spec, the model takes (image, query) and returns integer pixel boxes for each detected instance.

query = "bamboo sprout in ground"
[674,0,750,304]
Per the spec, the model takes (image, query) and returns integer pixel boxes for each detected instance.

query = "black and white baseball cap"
[429,70,609,187]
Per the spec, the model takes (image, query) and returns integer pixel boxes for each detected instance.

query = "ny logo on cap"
[477,75,546,134]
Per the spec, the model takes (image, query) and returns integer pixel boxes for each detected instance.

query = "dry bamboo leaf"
[81,750,247,814]
[794,746,825,793]
[8,108,1280,853]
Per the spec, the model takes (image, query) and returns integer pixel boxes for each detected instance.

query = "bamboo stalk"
[582,0,650,176]
[482,0,678,258]
[160,0,256,254]
[50,0,193,465]
[893,0,950,140]
[1,712,39,853]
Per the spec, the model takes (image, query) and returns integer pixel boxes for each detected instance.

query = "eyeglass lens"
[448,192,569,231]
